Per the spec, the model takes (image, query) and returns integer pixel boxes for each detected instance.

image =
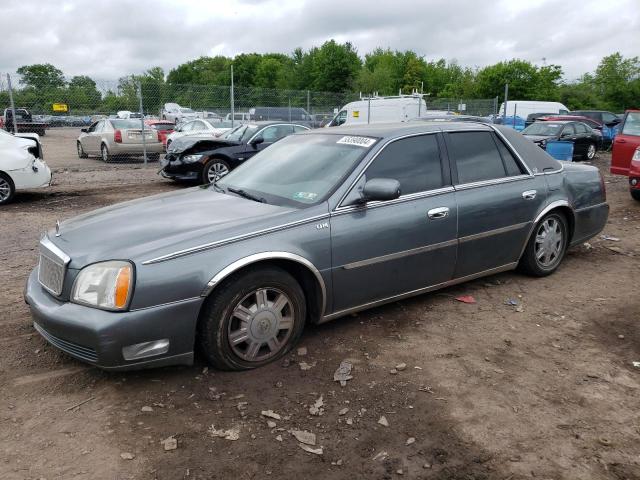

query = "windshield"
[180,108,195,113]
[622,112,640,136]
[223,124,260,141]
[522,123,563,136]
[217,134,376,207]
[150,123,174,131]
[110,119,145,129]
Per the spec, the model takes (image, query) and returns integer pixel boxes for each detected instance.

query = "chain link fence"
[0,72,498,132]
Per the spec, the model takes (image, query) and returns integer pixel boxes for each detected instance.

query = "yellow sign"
[353,110,359,118]
[52,103,68,112]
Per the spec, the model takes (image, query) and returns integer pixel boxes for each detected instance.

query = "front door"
[611,111,640,175]
[330,133,458,313]
[445,130,547,278]
[243,124,295,161]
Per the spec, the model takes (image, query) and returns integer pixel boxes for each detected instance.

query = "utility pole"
[503,83,509,124]
[230,64,235,128]
[6,74,18,134]
[137,81,147,166]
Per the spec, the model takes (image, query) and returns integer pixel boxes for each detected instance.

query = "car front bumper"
[24,269,202,370]
[160,155,204,181]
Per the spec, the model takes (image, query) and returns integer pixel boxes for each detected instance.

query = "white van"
[327,96,428,127]
[499,101,569,119]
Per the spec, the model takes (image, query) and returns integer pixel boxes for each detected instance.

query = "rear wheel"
[631,189,640,202]
[202,158,230,184]
[583,142,596,160]
[198,266,306,370]
[101,143,111,162]
[147,153,160,162]
[0,173,15,205]
[77,142,88,158]
[518,212,568,277]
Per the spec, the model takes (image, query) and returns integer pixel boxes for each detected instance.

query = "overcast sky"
[1,0,639,82]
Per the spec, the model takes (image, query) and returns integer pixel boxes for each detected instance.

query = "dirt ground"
[1,128,639,480]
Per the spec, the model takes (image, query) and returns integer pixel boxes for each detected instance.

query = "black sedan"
[161,121,310,184]
[521,121,599,161]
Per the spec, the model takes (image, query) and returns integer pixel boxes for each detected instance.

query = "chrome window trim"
[341,238,458,270]
[458,221,531,244]
[454,174,533,191]
[333,186,455,216]
[335,131,445,210]
[246,123,309,144]
[141,213,331,265]
[201,252,327,316]
[320,262,518,323]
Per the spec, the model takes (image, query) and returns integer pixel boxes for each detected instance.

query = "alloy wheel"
[0,176,12,203]
[534,216,564,268]
[227,288,295,363]
[587,143,596,160]
[207,162,229,183]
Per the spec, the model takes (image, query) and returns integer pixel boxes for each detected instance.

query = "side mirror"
[80,128,88,133]
[359,178,401,203]
[251,137,265,148]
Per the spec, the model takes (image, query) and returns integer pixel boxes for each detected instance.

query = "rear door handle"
[427,207,450,219]
[522,190,537,200]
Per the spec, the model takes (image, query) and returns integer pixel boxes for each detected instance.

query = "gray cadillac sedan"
[25,122,609,371]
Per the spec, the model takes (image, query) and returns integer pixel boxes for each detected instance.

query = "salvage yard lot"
[1,129,639,479]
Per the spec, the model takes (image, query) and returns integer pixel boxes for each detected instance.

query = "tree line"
[3,40,639,115]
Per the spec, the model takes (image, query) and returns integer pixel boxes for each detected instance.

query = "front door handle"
[427,207,450,219]
[522,190,537,200]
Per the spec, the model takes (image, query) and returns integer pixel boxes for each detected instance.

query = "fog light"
[122,339,169,360]
[631,178,638,186]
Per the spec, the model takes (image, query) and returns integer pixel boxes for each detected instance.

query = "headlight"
[71,261,134,311]
[633,148,640,161]
[182,154,203,163]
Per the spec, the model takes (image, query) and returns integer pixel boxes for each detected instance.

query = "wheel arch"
[200,252,326,324]
[519,200,575,260]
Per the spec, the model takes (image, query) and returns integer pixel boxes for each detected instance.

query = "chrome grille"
[38,237,70,296]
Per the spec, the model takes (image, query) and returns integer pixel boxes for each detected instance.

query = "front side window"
[449,131,509,184]
[622,112,640,136]
[522,123,563,136]
[575,123,588,134]
[365,134,443,195]
[561,124,575,136]
[260,125,294,142]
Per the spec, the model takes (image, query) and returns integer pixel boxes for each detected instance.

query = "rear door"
[612,112,640,175]
[571,122,590,156]
[330,133,458,313]
[446,130,547,278]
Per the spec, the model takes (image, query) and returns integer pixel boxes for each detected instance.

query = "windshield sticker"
[293,192,318,202]
[337,136,376,148]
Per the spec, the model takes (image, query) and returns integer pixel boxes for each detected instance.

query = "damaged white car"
[0,129,51,205]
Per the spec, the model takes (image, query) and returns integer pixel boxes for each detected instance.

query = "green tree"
[311,40,361,92]
[16,63,66,90]
[67,75,101,111]
[593,53,640,110]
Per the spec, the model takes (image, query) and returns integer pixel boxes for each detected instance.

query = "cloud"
[0,0,638,82]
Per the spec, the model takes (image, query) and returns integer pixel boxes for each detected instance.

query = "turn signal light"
[114,266,132,309]
[114,129,122,143]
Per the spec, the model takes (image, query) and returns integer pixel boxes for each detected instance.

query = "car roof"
[311,121,494,139]
[535,120,572,124]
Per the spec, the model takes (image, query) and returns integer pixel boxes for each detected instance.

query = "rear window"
[150,123,174,131]
[110,119,143,129]
[622,112,640,136]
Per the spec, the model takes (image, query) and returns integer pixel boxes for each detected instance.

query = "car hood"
[167,135,241,154]
[50,187,296,268]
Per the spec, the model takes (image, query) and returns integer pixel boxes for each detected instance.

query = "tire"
[518,212,569,277]
[0,172,16,205]
[101,143,111,163]
[147,153,160,162]
[202,158,230,184]
[77,142,88,159]
[583,142,596,161]
[631,189,640,202]
[198,266,306,371]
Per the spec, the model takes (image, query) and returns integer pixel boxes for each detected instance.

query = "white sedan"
[0,129,51,205]
[165,119,234,148]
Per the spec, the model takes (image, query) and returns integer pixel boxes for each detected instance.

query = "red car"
[611,110,640,201]
[145,120,175,150]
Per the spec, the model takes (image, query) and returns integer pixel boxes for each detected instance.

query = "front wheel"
[518,212,568,277]
[583,142,596,161]
[77,142,88,158]
[202,158,230,184]
[631,189,640,202]
[101,143,111,162]
[198,266,306,370]
[0,173,16,205]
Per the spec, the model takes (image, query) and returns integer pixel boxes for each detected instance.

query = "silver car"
[77,119,164,162]
[27,122,608,371]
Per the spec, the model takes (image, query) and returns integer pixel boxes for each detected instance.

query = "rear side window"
[448,132,508,184]
[494,137,524,176]
[575,123,588,134]
[561,124,575,136]
[365,134,443,195]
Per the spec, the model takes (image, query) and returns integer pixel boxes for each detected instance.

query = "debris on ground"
[505,299,519,306]
[406,437,416,445]
[267,420,277,429]
[606,246,625,254]
[338,407,349,416]
[333,360,354,386]
[120,452,135,460]
[297,346,308,356]
[515,305,524,313]
[395,363,407,371]
[261,410,282,420]
[298,444,323,455]
[299,361,315,370]
[275,435,283,442]
[455,295,476,304]
[378,416,389,427]
[141,406,153,412]
[389,368,398,375]
[601,235,620,242]
[290,429,316,445]
[309,396,325,416]
[161,436,177,451]
[208,425,240,441]
[632,361,640,368]
[372,451,388,462]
